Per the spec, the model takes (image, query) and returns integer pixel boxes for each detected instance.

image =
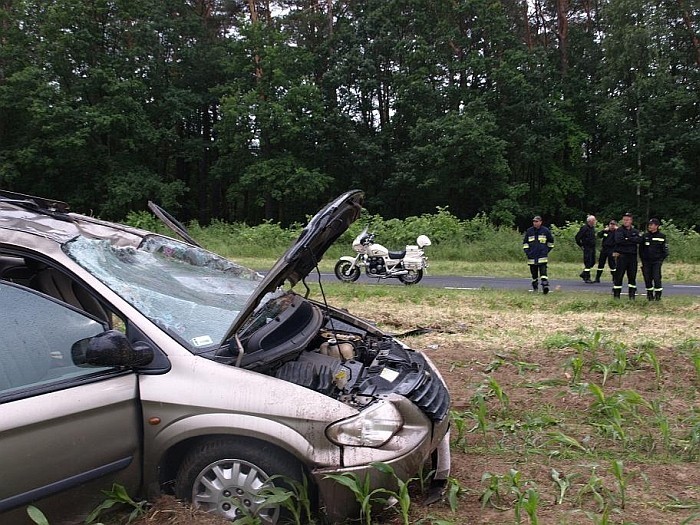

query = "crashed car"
[0,189,450,524]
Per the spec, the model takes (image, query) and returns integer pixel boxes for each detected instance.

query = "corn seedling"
[610,343,628,383]
[585,505,613,525]
[610,460,628,509]
[449,409,470,452]
[85,483,148,524]
[479,472,507,510]
[416,464,436,495]
[446,477,466,513]
[566,354,585,384]
[576,466,609,512]
[323,471,389,525]
[521,487,541,525]
[550,468,579,505]
[471,392,490,444]
[571,330,605,360]
[261,475,314,525]
[371,462,415,525]
[546,431,588,454]
[632,347,662,386]
[590,360,613,386]
[486,376,510,415]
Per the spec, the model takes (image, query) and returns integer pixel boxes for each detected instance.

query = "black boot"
[629,289,636,300]
[531,280,538,292]
[646,291,654,301]
[613,288,621,299]
[655,291,662,301]
[594,269,603,283]
[541,279,549,295]
[583,270,592,283]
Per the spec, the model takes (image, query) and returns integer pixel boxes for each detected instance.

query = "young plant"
[371,462,416,525]
[486,376,510,415]
[550,468,579,504]
[471,392,490,444]
[479,472,507,510]
[85,483,148,524]
[610,460,628,509]
[634,347,662,386]
[521,487,541,525]
[260,475,314,525]
[446,477,466,513]
[450,409,470,452]
[566,354,585,384]
[610,343,628,383]
[323,471,389,525]
[576,465,609,513]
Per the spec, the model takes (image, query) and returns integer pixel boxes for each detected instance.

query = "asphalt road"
[318,272,700,297]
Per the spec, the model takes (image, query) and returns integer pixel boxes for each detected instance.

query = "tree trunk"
[677,0,700,66]
[556,0,569,74]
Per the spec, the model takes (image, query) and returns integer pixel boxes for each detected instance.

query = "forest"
[0,0,698,230]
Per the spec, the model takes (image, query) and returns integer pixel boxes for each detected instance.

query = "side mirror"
[72,330,154,368]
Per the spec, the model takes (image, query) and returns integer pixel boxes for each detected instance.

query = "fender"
[144,412,341,489]
[338,255,359,265]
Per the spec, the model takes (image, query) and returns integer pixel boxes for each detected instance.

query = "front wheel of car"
[174,438,310,524]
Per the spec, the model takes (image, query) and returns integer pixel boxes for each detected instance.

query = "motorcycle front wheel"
[334,260,361,282]
[399,269,423,285]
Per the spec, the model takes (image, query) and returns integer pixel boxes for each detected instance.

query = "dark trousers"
[529,263,548,285]
[583,247,596,271]
[642,261,663,291]
[597,250,617,272]
[613,253,637,292]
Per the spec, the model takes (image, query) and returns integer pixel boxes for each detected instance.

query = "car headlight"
[326,400,403,447]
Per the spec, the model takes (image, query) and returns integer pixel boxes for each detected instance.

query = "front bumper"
[313,424,451,522]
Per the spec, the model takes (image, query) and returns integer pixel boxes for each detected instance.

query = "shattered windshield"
[64,235,263,350]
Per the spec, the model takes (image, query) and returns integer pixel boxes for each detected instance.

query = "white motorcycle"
[334,228,431,285]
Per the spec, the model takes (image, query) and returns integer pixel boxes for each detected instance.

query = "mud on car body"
[0,189,450,524]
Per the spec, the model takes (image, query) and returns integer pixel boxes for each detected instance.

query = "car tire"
[174,437,310,524]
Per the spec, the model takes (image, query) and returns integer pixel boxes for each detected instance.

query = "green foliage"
[85,483,148,524]
[322,470,389,525]
[26,506,50,525]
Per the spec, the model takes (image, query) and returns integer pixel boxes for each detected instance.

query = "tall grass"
[126,207,700,267]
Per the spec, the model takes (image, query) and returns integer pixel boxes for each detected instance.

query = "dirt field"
[126,288,699,525]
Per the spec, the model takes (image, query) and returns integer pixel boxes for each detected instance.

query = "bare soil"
[129,290,700,525]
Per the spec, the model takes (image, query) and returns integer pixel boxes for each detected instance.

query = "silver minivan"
[0,190,450,524]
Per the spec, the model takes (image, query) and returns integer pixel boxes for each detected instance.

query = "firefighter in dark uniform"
[640,218,669,301]
[523,215,554,294]
[595,219,618,283]
[612,212,643,299]
[575,215,597,283]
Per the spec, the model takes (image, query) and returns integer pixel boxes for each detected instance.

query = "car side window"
[0,281,112,396]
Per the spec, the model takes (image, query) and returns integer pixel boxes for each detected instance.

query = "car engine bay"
[223,292,450,422]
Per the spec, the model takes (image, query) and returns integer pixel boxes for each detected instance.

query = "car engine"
[227,292,450,421]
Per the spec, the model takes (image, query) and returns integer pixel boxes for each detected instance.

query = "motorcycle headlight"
[326,400,403,447]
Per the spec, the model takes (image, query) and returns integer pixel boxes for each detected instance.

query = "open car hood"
[222,190,363,342]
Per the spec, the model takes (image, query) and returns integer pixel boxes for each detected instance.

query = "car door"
[0,281,142,524]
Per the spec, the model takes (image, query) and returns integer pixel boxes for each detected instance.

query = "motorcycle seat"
[388,250,406,259]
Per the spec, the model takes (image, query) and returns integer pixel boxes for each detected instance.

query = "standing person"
[640,218,669,301]
[612,212,643,299]
[575,215,597,283]
[523,215,555,294]
[595,219,618,283]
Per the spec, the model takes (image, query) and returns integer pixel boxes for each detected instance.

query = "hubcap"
[191,459,279,524]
